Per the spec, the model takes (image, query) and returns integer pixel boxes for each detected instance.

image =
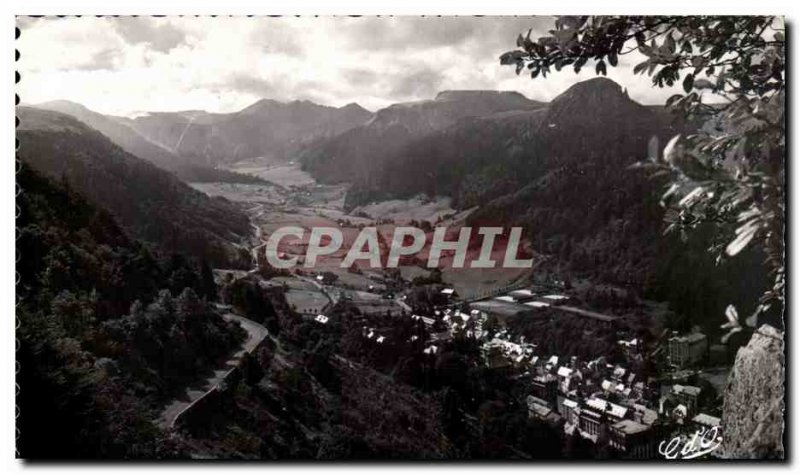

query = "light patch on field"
[441,266,532,300]
[189,182,284,204]
[193,159,534,290]
[270,276,330,314]
[285,289,329,314]
[227,160,318,188]
[351,194,458,223]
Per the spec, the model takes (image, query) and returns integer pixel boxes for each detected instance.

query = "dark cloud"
[225,17,560,108]
[341,17,479,51]
[341,16,553,54]
[222,73,327,104]
[113,17,185,52]
[389,68,445,99]
[72,48,118,71]
[226,74,275,97]
[340,67,383,88]
[23,16,676,116]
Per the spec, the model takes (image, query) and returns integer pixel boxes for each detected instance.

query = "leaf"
[721,327,742,344]
[573,56,588,73]
[666,94,684,106]
[683,73,694,93]
[608,50,618,67]
[517,34,525,47]
[725,304,739,327]
[678,186,704,207]
[663,134,682,164]
[665,34,676,54]
[499,51,525,65]
[660,183,680,206]
[726,222,759,256]
[596,60,607,76]
[745,310,759,328]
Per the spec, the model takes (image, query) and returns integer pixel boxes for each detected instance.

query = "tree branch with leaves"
[501,16,785,332]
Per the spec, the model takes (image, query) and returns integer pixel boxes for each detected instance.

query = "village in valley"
[201,157,735,459]
[16,15,784,461]
[333,279,724,458]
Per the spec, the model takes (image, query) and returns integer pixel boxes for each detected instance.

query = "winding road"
[157,311,269,429]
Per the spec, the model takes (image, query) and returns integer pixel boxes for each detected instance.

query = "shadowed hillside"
[17,107,251,267]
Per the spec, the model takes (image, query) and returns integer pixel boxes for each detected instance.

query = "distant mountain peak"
[552,77,630,105]
[239,98,284,114]
[548,77,639,122]
[340,102,369,112]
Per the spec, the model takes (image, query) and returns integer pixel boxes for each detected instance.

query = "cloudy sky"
[16,16,678,116]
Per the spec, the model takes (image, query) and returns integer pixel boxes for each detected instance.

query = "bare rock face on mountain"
[720,324,785,459]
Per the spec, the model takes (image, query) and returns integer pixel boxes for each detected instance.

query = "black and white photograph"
[10,9,787,463]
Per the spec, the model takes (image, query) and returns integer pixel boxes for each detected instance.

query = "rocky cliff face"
[720,324,785,459]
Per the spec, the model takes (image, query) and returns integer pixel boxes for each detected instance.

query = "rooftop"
[525,301,550,308]
[543,294,569,301]
[612,419,650,435]
[693,413,721,427]
[674,384,702,396]
[557,366,574,378]
[509,289,535,298]
[585,397,628,419]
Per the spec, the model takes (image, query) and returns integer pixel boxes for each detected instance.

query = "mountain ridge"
[17,106,251,267]
[34,100,270,185]
[124,96,374,165]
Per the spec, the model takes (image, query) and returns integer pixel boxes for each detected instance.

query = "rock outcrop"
[720,324,785,459]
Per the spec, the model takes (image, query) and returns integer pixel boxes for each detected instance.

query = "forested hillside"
[16,166,246,458]
[299,90,544,184]
[17,107,251,267]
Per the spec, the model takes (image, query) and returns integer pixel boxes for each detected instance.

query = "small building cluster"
[402,284,724,459]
